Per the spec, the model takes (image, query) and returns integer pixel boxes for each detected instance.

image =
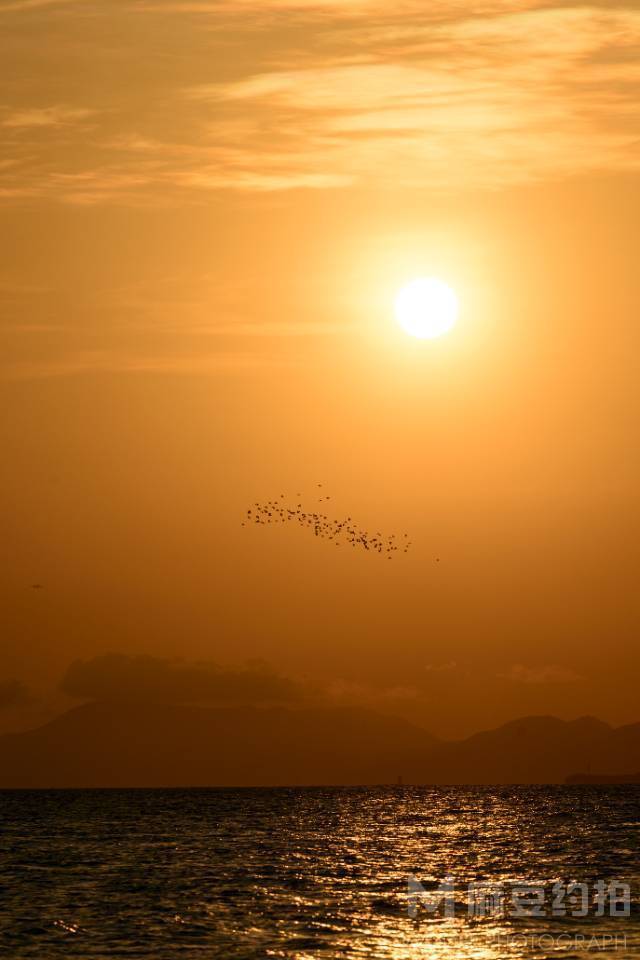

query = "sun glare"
[394,277,459,339]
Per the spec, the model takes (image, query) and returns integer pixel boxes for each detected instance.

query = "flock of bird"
[242,485,412,559]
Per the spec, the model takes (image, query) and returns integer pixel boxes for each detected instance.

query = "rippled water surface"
[0,787,638,958]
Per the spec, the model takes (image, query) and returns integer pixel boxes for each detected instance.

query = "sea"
[0,786,638,959]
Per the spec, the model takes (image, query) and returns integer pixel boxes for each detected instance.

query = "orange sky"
[1,0,639,738]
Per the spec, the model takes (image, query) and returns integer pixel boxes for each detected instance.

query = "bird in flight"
[242,489,412,560]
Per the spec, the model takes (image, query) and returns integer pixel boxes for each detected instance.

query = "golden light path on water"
[1,787,637,958]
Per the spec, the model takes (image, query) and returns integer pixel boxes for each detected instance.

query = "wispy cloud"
[0,349,282,381]
[60,653,301,706]
[1,3,640,202]
[135,0,542,15]
[189,6,640,192]
[0,275,51,296]
[499,664,586,685]
[0,0,80,12]
[1,105,94,129]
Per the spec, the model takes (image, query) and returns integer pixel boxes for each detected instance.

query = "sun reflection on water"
[0,786,638,959]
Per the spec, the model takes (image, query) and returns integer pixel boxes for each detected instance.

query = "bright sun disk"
[394,277,459,339]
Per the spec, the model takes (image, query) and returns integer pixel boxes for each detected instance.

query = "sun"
[394,277,459,339]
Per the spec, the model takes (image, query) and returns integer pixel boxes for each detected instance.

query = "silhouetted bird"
[243,491,412,560]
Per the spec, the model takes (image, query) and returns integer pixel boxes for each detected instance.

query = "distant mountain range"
[566,771,640,784]
[0,702,639,787]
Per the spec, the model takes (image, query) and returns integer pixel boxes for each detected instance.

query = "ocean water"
[0,787,638,959]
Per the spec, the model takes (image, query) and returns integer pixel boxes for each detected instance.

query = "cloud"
[56,655,430,715]
[1,106,94,129]
[0,679,32,709]
[172,168,352,192]
[60,653,302,706]
[135,0,383,10]
[185,5,640,192]
[2,3,640,202]
[0,349,281,381]
[135,0,542,16]
[0,274,49,295]
[0,0,79,10]
[323,678,421,704]
[499,664,585,685]
[424,661,458,674]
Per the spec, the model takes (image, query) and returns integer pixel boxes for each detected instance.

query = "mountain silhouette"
[566,771,640,784]
[0,702,437,788]
[0,703,639,787]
